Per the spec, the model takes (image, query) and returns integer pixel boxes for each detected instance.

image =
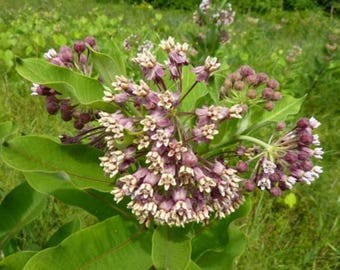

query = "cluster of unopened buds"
[31,37,100,139]
[220,65,282,111]
[30,35,323,227]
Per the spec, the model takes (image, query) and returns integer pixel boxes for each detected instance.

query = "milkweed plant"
[0,1,323,269]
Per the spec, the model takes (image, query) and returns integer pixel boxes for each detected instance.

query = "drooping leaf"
[44,219,81,248]
[191,199,251,270]
[89,43,126,86]
[15,58,113,111]
[23,216,152,270]
[179,65,208,113]
[1,135,112,192]
[0,182,47,249]
[0,251,37,270]
[152,226,192,270]
[24,172,131,220]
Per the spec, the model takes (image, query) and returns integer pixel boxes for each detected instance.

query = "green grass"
[0,1,339,269]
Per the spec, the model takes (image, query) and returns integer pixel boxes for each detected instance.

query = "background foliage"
[0,0,339,269]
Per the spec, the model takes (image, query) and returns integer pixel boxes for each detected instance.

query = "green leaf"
[246,95,305,133]
[179,65,208,113]
[23,216,152,270]
[89,43,126,86]
[15,58,113,111]
[0,182,47,249]
[1,135,112,192]
[185,260,202,270]
[191,200,251,270]
[24,172,130,220]
[44,219,81,248]
[0,251,37,270]
[0,121,16,142]
[194,225,247,270]
[152,226,192,270]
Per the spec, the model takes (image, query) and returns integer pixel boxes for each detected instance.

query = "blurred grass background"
[0,0,339,269]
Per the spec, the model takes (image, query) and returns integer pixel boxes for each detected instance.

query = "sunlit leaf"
[15,58,114,111]
[23,216,152,270]
[0,251,36,270]
[24,172,130,220]
[1,135,112,191]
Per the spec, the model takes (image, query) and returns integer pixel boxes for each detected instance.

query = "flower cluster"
[29,35,323,228]
[194,0,235,27]
[242,117,323,197]
[220,65,282,111]
[98,37,246,226]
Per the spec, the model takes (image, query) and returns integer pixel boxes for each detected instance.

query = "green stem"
[179,81,198,104]
[238,135,272,150]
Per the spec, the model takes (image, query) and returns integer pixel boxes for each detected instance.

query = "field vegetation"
[0,0,339,269]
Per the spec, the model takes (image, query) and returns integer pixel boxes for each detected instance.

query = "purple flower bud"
[46,102,59,115]
[267,79,279,89]
[245,75,258,86]
[297,117,310,129]
[256,73,268,84]
[299,131,313,145]
[262,88,274,99]
[236,145,246,156]
[182,149,198,167]
[234,80,244,91]
[74,119,84,130]
[59,46,73,62]
[79,113,91,124]
[244,180,255,191]
[239,65,255,77]
[272,91,282,100]
[276,121,286,131]
[236,161,248,172]
[74,41,86,54]
[247,89,257,99]
[269,172,282,182]
[302,160,313,171]
[298,150,310,160]
[284,151,298,163]
[270,187,282,197]
[85,36,96,47]
[172,188,187,202]
[264,101,275,111]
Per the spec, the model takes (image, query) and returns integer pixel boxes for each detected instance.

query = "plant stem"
[238,135,272,150]
[179,80,198,104]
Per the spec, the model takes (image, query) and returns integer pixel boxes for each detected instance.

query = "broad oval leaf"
[0,251,36,270]
[1,135,112,192]
[152,226,192,270]
[0,182,47,249]
[24,172,131,221]
[23,216,152,270]
[15,58,113,111]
